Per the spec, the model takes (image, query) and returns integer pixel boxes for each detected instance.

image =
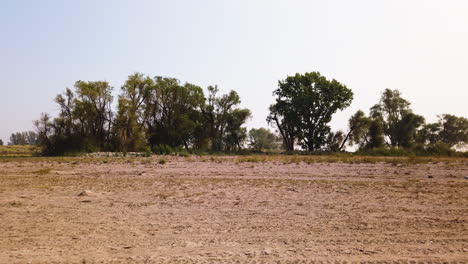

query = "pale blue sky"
[1,0,467,144]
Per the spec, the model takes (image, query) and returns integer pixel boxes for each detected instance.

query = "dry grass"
[235,154,467,165]
[1,153,465,167]
[0,145,40,157]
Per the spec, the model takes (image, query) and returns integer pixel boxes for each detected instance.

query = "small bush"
[158,159,167,165]
[152,145,174,155]
[142,146,152,157]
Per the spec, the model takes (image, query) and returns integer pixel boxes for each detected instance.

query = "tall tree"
[202,86,249,151]
[73,80,114,149]
[268,72,353,151]
[115,73,154,152]
[145,77,205,150]
[370,89,412,147]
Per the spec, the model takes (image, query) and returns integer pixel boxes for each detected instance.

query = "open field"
[0,155,467,263]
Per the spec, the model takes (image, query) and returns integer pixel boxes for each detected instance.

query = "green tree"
[326,130,345,152]
[0,139,4,146]
[202,86,250,151]
[145,77,206,150]
[34,113,54,154]
[346,110,372,149]
[370,89,412,147]
[437,114,468,148]
[115,73,154,152]
[366,119,385,149]
[394,112,425,148]
[266,104,298,152]
[223,109,251,151]
[268,72,353,151]
[248,128,280,151]
[8,131,37,145]
[416,123,440,145]
[73,80,114,150]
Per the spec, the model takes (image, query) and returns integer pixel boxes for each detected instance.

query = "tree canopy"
[34,73,251,155]
[30,72,467,156]
[268,72,353,151]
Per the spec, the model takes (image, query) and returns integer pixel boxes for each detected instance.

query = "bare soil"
[0,156,467,263]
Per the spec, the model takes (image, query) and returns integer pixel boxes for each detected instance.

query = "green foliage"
[268,72,353,151]
[370,89,423,147]
[114,73,153,153]
[8,131,37,145]
[347,110,372,147]
[30,72,466,158]
[0,139,3,146]
[36,81,114,155]
[326,130,345,152]
[248,128,281,152]
[146,77,206,150]
[34,73,251,156]
[202,85,251,151]
[142,146,152,157]
[367,119,385,149]
[437,114,468,148]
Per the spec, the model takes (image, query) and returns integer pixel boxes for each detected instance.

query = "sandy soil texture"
[0,156,467,263]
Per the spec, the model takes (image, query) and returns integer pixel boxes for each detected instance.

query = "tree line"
[6,71,467,156]
[267,72,467,154]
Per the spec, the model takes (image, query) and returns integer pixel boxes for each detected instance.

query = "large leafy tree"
[437,114,468,148]
[145,77,206,150]
[73,80,114,149]
[115,73,154,152]
[268,72,353,151]
[370,89,413,147]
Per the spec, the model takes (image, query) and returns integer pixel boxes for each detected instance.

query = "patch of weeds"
[237,156,268,163]
[34,168,52,175]
[158,159,167,165]
[178,150,191,157]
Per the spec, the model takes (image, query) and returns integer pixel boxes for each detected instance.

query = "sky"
[1,0,467,144]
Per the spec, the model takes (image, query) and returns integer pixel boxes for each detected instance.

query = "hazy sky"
[1,0,467,143]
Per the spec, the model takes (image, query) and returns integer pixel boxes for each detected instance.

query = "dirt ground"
[0,156,467,263]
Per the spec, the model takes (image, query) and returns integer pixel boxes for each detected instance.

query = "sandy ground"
[0,156,467,263]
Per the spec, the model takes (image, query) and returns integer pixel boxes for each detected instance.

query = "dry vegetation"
[0,155,467,263]
[0,145,40,157]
